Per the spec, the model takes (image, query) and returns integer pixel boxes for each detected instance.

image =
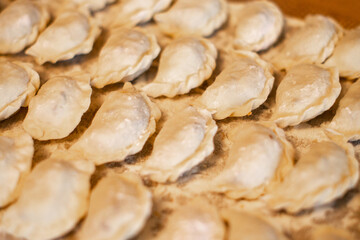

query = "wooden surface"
[232,0,360,28]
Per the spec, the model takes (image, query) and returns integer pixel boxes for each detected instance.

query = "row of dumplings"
[0,118,358,239]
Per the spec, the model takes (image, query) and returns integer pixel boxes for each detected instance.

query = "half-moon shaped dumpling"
[154,0,228,37]
[113,0,172,26]
[22,73,92,141]
[142,36,217,98]
[270,15,341,70]
[0,60,40,121]
[70,0,116,12]
[91,27,160,88]
[26,10,101,64]
[0,0,49,54]
[233,0,284,52]
[71,83,161,165]
[141,106,217,183]
[76,173,152,240]
[221,210,286,240]
[197,50,274,120]
[324,78,360,141]
[267,141,359,213]
[272,64,341,128]
[325,26,360,79]
[0,127,33,208]
[157,198,225,240]
[0,152,95,240]
[209,122,294,200]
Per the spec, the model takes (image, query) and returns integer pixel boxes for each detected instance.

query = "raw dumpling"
[22,73,92,141]
[26,10,101,64]
[0,0,49,54]
[270,15,341,70]
[0,60,40,121]
[91,27,160,88]
[70,0,116,12]
[157,198,225,240]
[209,122,294,200]
[113,0,172,26]
[197,50,274,120]
[267,141,359,213]
[0,152,95,240]
[154,0,228,37]
[324,78,360,141]
[76,173,152,240]
[142,36,217,98]
[0,127,33,208]
[71,83,161,165]
[233,0,284,52]
[272,64,341,128]
[141,106,217,183]
[325,26,360,79]
[221,210,286,240]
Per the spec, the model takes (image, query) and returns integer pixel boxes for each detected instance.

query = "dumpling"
[22,73,92,141]
[0,152,95,240]
[0,0,49,54]
[270,15,342,70]
[0,60,40,121]
[154,0,228,37]
[209,122,294,200]
[71,83,161,165]
[26,10,101,64]
[324,78,360,141]
[156,198,225,240]
[76,173,152,240]
[91,27,160,88]
[197,50,274,120]
[233,0,284,52]
[142,36,217,98]
[113,0,172,26]
[221,210,286,240]
[0,127,33,208]
[267,141,359,213]
[271,64,341,128]
[325,26,360,79]
[70,0,116,12]
[310,226,355,240]
[141,106,217,183]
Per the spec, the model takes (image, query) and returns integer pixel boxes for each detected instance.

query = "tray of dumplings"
[0,0,359,239]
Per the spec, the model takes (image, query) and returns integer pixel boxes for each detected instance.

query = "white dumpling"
[70,0,116,12]
[233,0,284,52]
[268,141,359,213]
[91,27,160,88]
[0,60,40,121]
[0,0,49,54]
[141,106,217,183]
[157,198,225,240]
[324,78,360,141]
[113,0,172,26]
[0,127,33,208]
[26,10,101,64]
[0,152,95,240]
[270,15,341,70]
[197,50,274,120]
[154,0,228,37]
[22,73,92,141]
[210,122,294,200]
[221,210,286,240]
[76,173,152,240]
[142,37,217,98]
[325,26,360,79]
[272,64,341,128]
[71,83,161,165]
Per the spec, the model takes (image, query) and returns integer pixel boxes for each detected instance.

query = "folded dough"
[23,73,92,141]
